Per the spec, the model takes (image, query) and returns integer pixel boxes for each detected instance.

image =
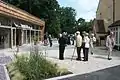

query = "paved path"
[59,65,120,80]
[0,56,11,80]
[0,40,120,80]
[45,41,120,80]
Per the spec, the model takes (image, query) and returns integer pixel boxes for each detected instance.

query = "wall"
[96,0,113,32]
[115,0,120,21]
[96,0,120,32]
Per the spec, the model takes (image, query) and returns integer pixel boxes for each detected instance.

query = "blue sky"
[57,0,99,21]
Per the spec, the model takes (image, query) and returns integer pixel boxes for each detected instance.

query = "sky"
[57,0,99,21]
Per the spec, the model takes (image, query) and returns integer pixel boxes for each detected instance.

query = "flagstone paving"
[0,40,120,80]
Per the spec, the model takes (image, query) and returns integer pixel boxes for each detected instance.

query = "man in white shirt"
[106,32,115,60]
[75,31,82,61]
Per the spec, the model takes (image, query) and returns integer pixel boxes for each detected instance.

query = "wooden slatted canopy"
[0,0,45,27]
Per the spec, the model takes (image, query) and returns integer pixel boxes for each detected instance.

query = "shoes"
[76,58,81,61]
[108,58,112,60]
[59,58,64,60]
[83,60,88,61]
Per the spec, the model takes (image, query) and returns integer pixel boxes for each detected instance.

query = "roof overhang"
[109,20,120,28]
[0,1,45,27]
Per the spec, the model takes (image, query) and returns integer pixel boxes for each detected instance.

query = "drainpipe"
[113,0,115,23]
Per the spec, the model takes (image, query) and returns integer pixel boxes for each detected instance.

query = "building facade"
[0,1,45,49]
[95,0,120,49]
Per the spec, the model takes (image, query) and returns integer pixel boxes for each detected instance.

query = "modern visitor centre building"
[0,1,45,49]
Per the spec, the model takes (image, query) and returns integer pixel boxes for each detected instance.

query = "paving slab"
[0,65,7,80]
[0,41,120,80]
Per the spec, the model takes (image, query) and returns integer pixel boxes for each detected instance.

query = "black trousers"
[49,41,52,47]
[59,45,65,60]
[77,47,81,59]
[81,43,85,59]
[84,48,89,61]
[72,40,74,45]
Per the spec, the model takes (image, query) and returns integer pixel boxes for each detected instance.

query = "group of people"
[59,32,75,46]
[58,31,96,61]
[43,30,115,61]
[58,30,115,61]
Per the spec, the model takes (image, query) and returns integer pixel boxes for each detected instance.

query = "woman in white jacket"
[83,33,90,61]
[106,32,115,60]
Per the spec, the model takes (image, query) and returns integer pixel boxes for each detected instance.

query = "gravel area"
[0,56,12,64]
[0,56,12,80]
[0,65,7,80]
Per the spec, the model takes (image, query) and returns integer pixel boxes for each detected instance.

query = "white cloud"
[57,0,99,21]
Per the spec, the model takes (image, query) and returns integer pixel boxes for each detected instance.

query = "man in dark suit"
[58,33,67,60]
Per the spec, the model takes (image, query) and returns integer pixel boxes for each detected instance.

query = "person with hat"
[75,31,82,61]
[83,33,90,61]
[106,31,115,60]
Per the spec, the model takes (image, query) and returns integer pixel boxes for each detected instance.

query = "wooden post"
[26,30,27,44]
[30,30,31,44]
[11,28,13,48]
[38,31,39,42]
[113,0,115,23]
[34,31,36,40]
[21,30,24,45]
[14,29,16,46]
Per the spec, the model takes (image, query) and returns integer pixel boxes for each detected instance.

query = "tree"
[76,18,93,33]
[59,7,76,34]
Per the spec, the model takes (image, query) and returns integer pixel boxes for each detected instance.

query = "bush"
[9,53,58,80]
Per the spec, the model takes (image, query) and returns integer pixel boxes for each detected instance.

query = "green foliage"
[13,53,58,80]
[7,53,72,80]
[7,63,25,80]
[59,7,76,34]
[76,18,93,33]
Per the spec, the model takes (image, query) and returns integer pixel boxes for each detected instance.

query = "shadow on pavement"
[59,65,120,80]
[49,56,84,61]
[94,56,107,60]
[94,47,120,58]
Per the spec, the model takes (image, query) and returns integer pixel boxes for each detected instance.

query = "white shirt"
[106,35,115,48]
[84,36,90,48]
[76,35,82,47]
